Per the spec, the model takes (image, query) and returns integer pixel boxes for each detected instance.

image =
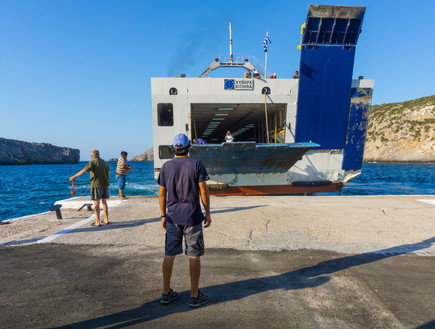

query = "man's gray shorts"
[91,187,109,200]
[165,222,204,257]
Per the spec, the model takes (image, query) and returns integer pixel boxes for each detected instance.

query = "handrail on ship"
[199,54,265,78]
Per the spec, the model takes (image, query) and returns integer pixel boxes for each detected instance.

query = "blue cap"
[172,134,190,149]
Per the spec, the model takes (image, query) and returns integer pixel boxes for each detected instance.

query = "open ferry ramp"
[1,195,434,328]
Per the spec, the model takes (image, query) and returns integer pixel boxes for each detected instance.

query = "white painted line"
[55,199,125,209]
[36,213,97,244]
[417,199,435,206]
[35,198,126,244]
[36,200,128,243]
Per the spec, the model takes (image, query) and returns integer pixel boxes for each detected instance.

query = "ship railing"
[199,54,265,78]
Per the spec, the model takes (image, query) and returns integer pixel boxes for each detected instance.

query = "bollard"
[77,203,93,211]
[49,204,62,219]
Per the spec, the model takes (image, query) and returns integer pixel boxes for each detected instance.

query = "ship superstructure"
[152,5,374,195]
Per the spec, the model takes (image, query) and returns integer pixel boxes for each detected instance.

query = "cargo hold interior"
[190,103,287,144]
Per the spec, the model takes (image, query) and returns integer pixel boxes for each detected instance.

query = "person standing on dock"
[157,133,212,307]
[69,150,110,226]
[116,151,132,200]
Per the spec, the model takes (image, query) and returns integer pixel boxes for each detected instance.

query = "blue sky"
[0,0,434,160]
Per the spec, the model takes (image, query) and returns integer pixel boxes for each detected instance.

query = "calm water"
[0,162,434,221]
[0,161,157,222]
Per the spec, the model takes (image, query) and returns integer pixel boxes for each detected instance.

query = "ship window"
[158,103,174,126]
[159,145,174,159]
[261,87,271,94]
[169,88,178,95]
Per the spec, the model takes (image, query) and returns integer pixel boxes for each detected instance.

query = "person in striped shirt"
[116,151,132,199]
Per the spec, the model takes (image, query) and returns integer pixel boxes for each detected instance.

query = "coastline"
[1,159,435,165]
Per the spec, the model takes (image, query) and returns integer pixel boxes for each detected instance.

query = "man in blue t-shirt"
[157,133,212,308]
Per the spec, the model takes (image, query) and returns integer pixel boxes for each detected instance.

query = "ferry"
[151,5,374,196]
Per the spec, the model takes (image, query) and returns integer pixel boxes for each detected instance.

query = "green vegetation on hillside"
[366,95,435,141]
[370,95,435,119]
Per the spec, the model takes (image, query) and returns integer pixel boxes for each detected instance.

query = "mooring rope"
[264,92,269,143]
[70,181,89,196]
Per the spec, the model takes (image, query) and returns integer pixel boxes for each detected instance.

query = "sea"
[0,162,434,222]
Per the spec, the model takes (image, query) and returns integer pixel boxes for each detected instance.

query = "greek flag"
[263,36,271,52]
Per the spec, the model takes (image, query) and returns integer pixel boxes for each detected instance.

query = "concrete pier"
[1,195,434,328]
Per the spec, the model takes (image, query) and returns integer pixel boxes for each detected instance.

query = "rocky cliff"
[364,95,435,162]
[132,148,154,162]
[0,138,80,165]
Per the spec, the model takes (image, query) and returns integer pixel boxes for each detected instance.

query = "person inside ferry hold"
[197,138,207,144]
[244,70,251,78]
[225,131,234,143]
[293,71,299,79]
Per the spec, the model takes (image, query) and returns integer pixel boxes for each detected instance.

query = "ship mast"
[229,21,233,62]
[264,32,268,77]
[199,21,265,78]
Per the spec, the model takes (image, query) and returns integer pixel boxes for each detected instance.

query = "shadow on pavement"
[211,205,267,214]
[1,237,45,246]
[50,237,435,329]
[60,205,267,235]
[415,320,435,329]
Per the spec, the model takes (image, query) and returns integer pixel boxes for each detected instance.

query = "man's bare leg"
[101,198,109,224]
[189,257,201,297]
[93,200,101,226]
[162,255,176,294]
[119,189,127,199]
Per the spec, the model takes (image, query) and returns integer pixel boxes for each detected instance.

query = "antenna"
[229,21,233,62]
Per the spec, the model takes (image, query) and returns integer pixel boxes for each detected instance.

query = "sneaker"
[189,291,209,308]
[160,288,178,304]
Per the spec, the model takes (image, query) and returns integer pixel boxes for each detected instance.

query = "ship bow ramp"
[295,5,374,171]
[190,142,317,175]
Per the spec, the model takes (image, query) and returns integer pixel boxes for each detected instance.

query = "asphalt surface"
[1,243,434,329]
[1,195,434,328]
